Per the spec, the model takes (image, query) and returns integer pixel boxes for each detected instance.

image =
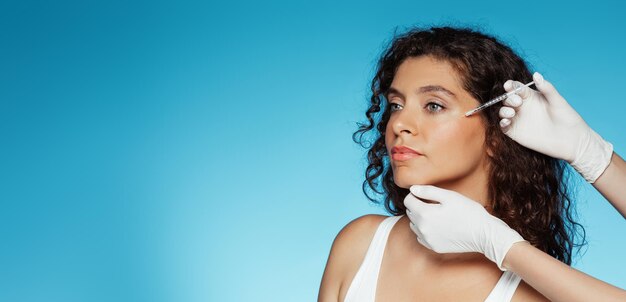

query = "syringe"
[465,81,535,117]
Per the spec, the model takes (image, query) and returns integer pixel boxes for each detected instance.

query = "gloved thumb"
[409,185,454,205]
[532,72,566,106]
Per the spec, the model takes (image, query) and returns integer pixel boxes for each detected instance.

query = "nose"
[389,106,420,137]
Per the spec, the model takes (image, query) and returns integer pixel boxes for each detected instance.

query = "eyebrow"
[385,85,457,99]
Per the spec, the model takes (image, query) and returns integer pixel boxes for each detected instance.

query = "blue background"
[1,0,624,301]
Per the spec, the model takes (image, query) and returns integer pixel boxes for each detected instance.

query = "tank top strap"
[345,215,522,302]
[344,215,403,302]
[484,270,523,302]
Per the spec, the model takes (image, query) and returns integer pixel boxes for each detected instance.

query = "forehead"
[391,56,465,91]
[389,56,481,108]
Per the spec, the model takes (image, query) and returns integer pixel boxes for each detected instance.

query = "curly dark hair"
[352,26,586,265]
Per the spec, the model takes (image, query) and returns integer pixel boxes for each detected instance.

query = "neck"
[418,159,494,262]
[433,158,492,213]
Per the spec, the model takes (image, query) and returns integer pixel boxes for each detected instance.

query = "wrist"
[570,128,613,183]
[484,218,526,271]
[501,241,531,271]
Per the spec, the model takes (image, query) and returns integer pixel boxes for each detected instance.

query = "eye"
[425,102,445,113]
[388,102,402,112]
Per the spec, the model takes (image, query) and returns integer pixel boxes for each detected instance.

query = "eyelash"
[388,101,445,114]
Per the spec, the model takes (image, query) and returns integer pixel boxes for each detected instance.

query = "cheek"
[426,118,486,160]
[384,122,394,151]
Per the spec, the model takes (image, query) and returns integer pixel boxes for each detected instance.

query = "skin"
[499,144,626,300]
[383,55,491,207]
[593,152,626,218]
[496,76,626,301]
[503,240,626,302]
[318,56,549,301]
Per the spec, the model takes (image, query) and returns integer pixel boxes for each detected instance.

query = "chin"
[393,177,430,189]
[393,171,453,189]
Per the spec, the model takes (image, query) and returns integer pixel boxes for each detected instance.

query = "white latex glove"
[499,72,613,183]
[404,185,526,271]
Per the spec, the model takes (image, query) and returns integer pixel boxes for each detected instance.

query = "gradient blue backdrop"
[1,0,624,301]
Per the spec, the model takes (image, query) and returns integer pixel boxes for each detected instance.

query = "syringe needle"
[465,81,535,117]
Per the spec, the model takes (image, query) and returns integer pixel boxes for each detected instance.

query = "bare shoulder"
[334,214,389,252]
[511,280,550,302]
[318,214,388,302]
[327,214,389,273]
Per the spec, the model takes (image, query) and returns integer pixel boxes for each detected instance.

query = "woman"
[318,26,584,301]
[404,72,626,301]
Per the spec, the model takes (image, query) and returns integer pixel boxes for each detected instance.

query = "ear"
[486,145,495,158]
[485,136,497,158]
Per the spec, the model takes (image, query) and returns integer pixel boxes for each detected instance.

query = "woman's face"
[384,56,492,190]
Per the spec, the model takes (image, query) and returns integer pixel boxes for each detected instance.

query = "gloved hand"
[404,185,526,271]
[499,72,613,183]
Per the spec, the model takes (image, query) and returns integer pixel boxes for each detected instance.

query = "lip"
[391,153,422,161]
[390,146,423,161]
[391,146,423,155]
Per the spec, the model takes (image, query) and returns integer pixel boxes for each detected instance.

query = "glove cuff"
[570,128,613,183]
[494,237,527,271]
[483,219,526,271]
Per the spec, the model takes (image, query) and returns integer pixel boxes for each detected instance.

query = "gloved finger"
[504,80,533,99]
[503,94,522,108]
[403,193,434,214]
[499,106,516,119]
[503,80,521,93]
[409,220,425,239]
[532,72,567,106]
[410,185,461,206]
[499,118,512,128]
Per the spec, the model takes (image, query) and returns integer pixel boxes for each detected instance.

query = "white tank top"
[344,215,522,302]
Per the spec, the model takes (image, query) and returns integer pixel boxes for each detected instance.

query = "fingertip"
[411,185,450,205]
[417,184,436,196]
[499,106,515,119]
[409,185,422,196]
[499,118,511,128]
[403,198,412,211]
[504,94,522,107]
[503,80,514,91]
[403,193,422,211]
[533,72,544,85]
[514,84,532,99]
[533,71,557,95]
